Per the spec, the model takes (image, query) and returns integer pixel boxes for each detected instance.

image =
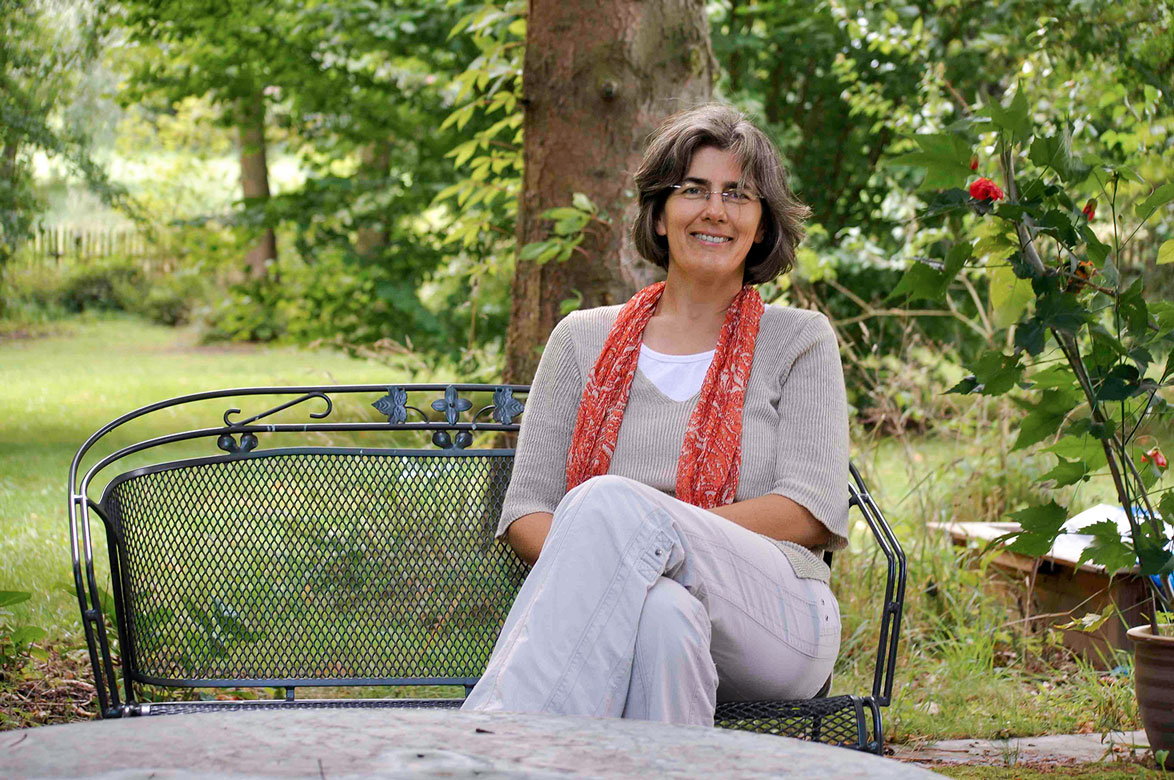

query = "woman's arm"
[505,511,553,566]
[705,495,831,548]
[507,496,828,566]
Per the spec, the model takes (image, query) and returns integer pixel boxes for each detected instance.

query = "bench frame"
[69,383,905,753]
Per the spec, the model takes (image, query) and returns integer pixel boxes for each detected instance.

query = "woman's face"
[655,146,765,284]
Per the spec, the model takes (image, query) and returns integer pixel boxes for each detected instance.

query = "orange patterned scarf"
[565,281,764,509]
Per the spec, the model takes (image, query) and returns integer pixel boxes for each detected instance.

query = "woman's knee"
[554,474,656,527]
[636,578,711,656]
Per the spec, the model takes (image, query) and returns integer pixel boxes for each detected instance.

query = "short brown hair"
[632,104,811,284]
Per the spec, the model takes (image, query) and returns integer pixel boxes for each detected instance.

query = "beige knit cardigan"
[496,303,850,582]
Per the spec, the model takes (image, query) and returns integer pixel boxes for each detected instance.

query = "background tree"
[0,0,120,276]
[503,0,715,382]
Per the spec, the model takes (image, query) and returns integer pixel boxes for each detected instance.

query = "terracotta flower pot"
[1128,625,1174,758]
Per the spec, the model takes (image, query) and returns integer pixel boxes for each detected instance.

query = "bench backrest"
[103,449,527,689]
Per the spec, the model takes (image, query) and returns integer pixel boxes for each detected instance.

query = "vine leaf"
[1077,521,1138,574]
[1007,501,1068,557]
[1013,388,1081,450]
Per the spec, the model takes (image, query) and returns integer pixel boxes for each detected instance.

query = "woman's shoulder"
[759,304,832,343]
[552,304,624,344]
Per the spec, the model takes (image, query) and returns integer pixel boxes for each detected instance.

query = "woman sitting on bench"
[461,103,849,726]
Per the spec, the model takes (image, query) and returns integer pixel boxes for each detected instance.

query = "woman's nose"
[701,193,729,220]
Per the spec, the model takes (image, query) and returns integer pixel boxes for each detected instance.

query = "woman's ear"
[754,222,765,243]
[655,213,666,237]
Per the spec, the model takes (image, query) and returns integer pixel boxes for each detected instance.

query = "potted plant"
[887,82,1174,756]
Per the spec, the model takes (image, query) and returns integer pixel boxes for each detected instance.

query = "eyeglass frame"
[666,184,761,206]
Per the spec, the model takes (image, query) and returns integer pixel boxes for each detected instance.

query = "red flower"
[1082,198,1097,221]
[969,178,1005,202]
[970,156,979,171]
[1143,447,1168,470]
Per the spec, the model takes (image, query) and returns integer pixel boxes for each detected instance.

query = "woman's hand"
[707,494,832,550]
[505,512,553,566]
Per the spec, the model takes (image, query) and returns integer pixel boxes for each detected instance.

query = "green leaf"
[1077,521,1138,573]
[969,350,1024,396]
[0,591,31,608]
[1136,524,1174,577]
[1038,209,1079,246]
[1029,134,1074,181]
[1119,279,1148,338]
[973,223,1019,263]
[559,289,583,315]
[1014,318,1047,356]
[944,242,972,276]
[946,375,979,395]
[1136,182,1174,220]
[886,133,974,190]
[1006,501,1068,556]
[543,207,584,220]
[1082,226,1111,266]
[1036,292,1091,333]
[1095,364,1143,402]
[1041,456,1094,487]
[987,81,1032,141]
[1158,239,1174,266]
[518,240,552,261]
[571,192,597,213]
[1013,389,1081,450]
[10,626,46,646]
[1044,435,1108,470]
[990,264,1034,329]
[888,261,949,303]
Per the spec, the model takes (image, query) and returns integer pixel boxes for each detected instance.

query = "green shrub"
[133,268,206,326]
[58,259,146,313]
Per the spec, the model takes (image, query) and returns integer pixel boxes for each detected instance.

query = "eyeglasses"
[668,184,760,207]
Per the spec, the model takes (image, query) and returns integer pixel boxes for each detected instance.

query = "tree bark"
[356,139,392,259]
[1,140,17,183]
[504,0,715,384]
[237,91,277,279]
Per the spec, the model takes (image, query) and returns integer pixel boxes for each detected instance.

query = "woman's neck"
[642,268,743,354]
[654,268,742,322]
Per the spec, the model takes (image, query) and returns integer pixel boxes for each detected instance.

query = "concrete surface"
[892,729,1149,766]
[1,706,939,779]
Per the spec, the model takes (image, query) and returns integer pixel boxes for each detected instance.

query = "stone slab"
[891,729,1149,766]
[2,706,939,778]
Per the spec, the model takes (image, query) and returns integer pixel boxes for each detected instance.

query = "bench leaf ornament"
[492,387,525,425]
[432,385,473,449]
[372,387,409,425]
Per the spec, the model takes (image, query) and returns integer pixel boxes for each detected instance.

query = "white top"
[636,343,716,402]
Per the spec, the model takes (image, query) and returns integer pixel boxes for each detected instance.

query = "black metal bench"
[69,383,905,753]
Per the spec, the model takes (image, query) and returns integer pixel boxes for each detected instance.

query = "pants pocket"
[779,583,840,660]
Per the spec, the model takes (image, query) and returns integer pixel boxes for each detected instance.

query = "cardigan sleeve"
[768,314,850,551]
[495,314,583,540]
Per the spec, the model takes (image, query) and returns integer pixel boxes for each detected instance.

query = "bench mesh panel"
[105,453,525,685]
[714,696,871,747]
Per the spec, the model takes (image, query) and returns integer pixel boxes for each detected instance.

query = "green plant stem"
[999,144,1048,278]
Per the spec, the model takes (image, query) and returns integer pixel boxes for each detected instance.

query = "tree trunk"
[1,140,17,183]
[356,139,392,259]
[504,0,715,384]
[237,91,276,279]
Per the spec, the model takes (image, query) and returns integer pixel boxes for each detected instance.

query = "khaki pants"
[461,474,841,726]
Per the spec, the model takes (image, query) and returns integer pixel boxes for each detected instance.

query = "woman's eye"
[725,190,750,203]
[681,186,705,197]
